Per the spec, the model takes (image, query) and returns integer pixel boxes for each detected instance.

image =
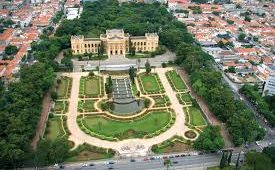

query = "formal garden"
[138,73,165,94]
[53,101,68,114]
[78,100,97,113]
[177,93,193,106]
[184,106,207,127]
[151,135,193,154]
[44,116,66,141]
[56,76,72,99]
[79,75,104,98]
[44,116,115,162]
[151,95,171,108]
[77,110,176,141]
[166,70,187,92]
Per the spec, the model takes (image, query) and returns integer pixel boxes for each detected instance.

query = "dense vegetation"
[240,84,275,127]
[0,63,55,168]
[244,147,275,170]
[175,42,264,146]
[193,126,224,151]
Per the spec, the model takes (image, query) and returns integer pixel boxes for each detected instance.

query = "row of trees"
[239,84,275,127]
[0,63,55,168]
[175,42,265,146]
[0,7,71,169]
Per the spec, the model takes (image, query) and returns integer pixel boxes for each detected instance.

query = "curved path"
[63,68,193,157]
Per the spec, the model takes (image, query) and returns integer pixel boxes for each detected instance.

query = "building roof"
[0,28,14,42]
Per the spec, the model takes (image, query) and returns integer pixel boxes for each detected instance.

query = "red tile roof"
[0,28,14,42]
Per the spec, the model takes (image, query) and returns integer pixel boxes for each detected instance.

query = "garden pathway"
[63,69,192,157]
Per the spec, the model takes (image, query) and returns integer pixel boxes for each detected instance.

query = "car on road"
[169,155,174,158]
[180,154,186,157]
[150,157,155,160]
[143,157,149,161]
[130,159,136,162]
[163,156,168,159]
[89,163,95,166]
[108,161,115,164]
[82,163,88,167]
[173,161,178,164]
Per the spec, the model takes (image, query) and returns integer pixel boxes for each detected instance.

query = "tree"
[227,66,236,73]
[238,33,246,41]
[128,66,136,83]
[145,60,151,74]
[89,71,95,77]
[262,146,275,163]
[245,151,273,170]
[105,76,113,94]
[227,151,232,165]
[129,43,136,56]
[220,151,227,169]
[193,126,224,151]
[164,158,172,170]
[144,99,150,108]
[235,152,241,170]
[226,19,234,25]
[51,91,58,101]
[5,45,18,55]
[35,138,70,166]
[244,15,251,22]
[98,43,105,56]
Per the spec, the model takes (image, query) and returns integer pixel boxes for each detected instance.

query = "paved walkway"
[63,68,192,156]
[31,92,51,150]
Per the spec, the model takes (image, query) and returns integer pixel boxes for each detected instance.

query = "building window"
[76,45,79,48]
[92,44,94,47]
[95,44,97,47]
[85,44,87,48]
[144,42,146,45]
[137,42,140,45]
[141,42,143,45]
[88,44,90,48]
[134,42,136,46]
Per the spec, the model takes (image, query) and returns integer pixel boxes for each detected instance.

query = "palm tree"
[164,159,172,170]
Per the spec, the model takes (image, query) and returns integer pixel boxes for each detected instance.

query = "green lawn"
[54,101,68,114]
[178,93,192,104]
[78,100,96,112]
[45,117,65,141]
[66,144,114,162]
[167,70,186,91]
[82,111,171,140]
[140,74,161,93]
[152,95,170,107]
[152,141,192,154]
[85,78,100,96]
[188,107,206,126]
[80,76,101,98]
[56,77,71,99]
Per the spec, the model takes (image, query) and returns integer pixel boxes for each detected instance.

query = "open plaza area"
[44,67,207,157]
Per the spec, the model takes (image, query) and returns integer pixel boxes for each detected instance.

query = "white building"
[263,73,275,96]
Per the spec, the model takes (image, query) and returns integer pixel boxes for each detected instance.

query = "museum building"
[71,29,159,57]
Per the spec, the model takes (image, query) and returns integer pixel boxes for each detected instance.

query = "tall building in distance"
[71,29,159,57]
[263,73,275,96]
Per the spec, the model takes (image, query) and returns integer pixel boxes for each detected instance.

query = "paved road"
[72,51,176,72]
[50,152,245,170]
[63,68,193,156]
